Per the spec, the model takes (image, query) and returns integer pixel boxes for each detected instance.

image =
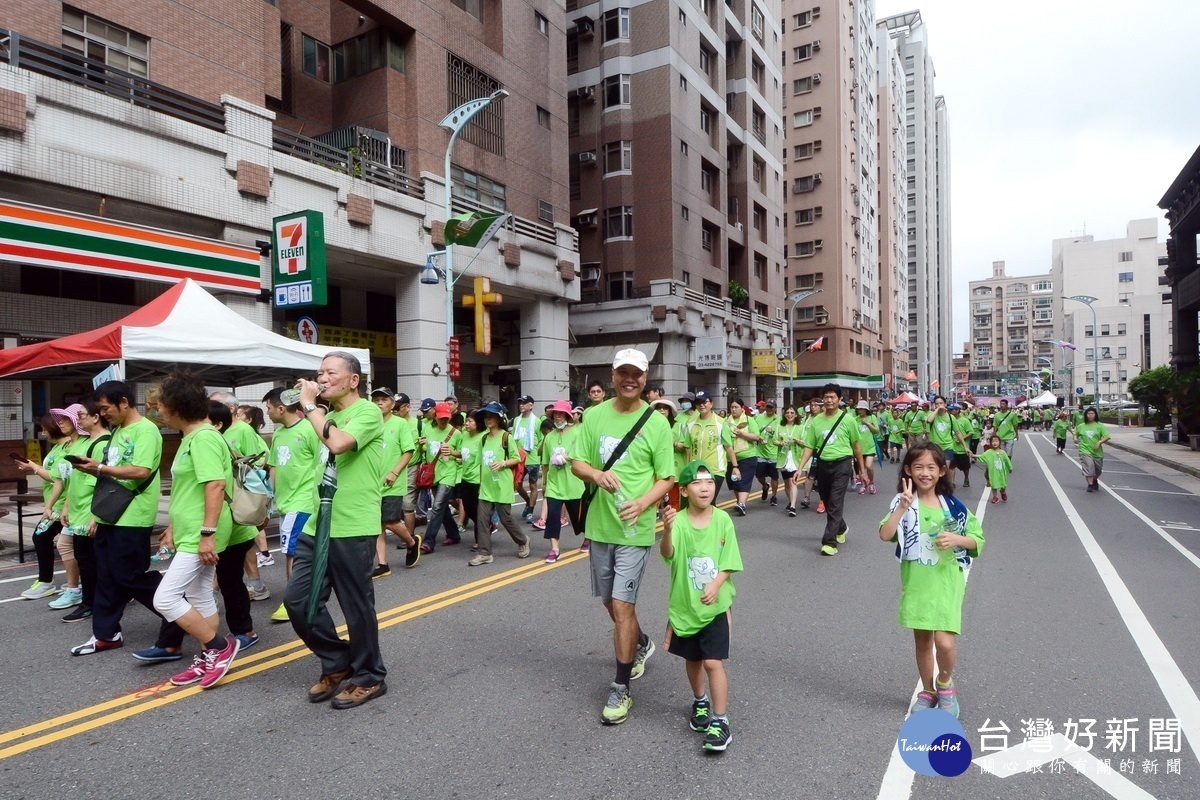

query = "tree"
[727,280,749,309]
[1128,365,1173,429]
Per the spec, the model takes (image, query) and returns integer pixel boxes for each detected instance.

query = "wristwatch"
[302,403,318,414]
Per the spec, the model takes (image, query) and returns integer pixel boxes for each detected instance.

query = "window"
[1117,323,1127,335]
[795,208,815,225]
[796,241,817,257]
[603,74,631,107]
[1101,324,1110,336]
[700,162,718,198]
[751,107,766,142]
[699,45,715,80]
[535,11,549,35]
[680,74,688,90]
[793,44,812,62]
[536,106,551,129]
[1118,346,1128,358]
[333,28,406,82]
[1118,251,1133,263]
[604,206,634,239]
[1033,280,1052,292]
[751,59,765,89]
[607,271,634,300]
[1085,348,1094,360]
[700,104,716,135]
[792,175,817,193]
[703,279,721,298]
[750,4,765,41]
[793,142,814,160]
[1118,292,1133,304]
[752,205,766,239]
[605,140,632,173]
[1118,271,1133,282]
[680,140,689,156]
[793,110,816,128]
[448,55,504,154]
[793,11,813,28]
[62,7,149,77]
[752,157,765,187]
[681,206,690,220]
[450,0,483,23]
[701,226,714,252]
[451,166,507,211]
[1084,325,1093,337]
[793,77,813,95]
[602,8,630,42]
[301,34,331,81]
[796,272,822,289]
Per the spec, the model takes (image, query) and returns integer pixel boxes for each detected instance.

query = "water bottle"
[33,512,59,535]
[938,513,957,547]
[613,489,638,538]
[279,384,328,406]
[151,545,174,562]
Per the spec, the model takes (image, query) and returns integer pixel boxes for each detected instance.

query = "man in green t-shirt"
[286,351,387,710]
[69,380,165,656]
[571,348,675,726]
[510,395,542,521]
[371,388,418,576]
[992,399,1020,464]
[754,400,783,505]
[793,383,867,557]
[681,391,735,500]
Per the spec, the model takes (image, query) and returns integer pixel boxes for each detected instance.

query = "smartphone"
[7,453,28,463]
[64,455,86,465]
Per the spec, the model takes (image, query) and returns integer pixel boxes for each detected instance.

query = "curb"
[1106,439,1200,481]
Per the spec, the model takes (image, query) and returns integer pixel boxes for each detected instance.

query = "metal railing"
[0,27,225,131]
[450,195,557,246]
[313,125,408,173]
[272,126,423,198]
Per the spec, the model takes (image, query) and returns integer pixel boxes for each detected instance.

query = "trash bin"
[1189,434,1200,452]
[1153,429,1171,444]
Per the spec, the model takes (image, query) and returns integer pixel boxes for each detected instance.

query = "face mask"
[680,402,693,411]
[555,420,568,430]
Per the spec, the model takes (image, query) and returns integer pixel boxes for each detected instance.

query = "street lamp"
[785,288,822,406]
[430,88,510,395]
[1066,295,1099,406]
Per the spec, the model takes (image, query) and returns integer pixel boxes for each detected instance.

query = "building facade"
[876,19,909,396]
[968,261,1055,397]
[0,0,579,436]
[564,0,787,402]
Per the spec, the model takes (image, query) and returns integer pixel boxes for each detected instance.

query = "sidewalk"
[1104,426,1200,480]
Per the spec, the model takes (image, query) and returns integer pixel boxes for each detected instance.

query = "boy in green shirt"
[660,461,742,753]
[1052,411,1072,454]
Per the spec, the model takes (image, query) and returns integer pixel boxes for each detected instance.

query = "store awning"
[570,341,659,367]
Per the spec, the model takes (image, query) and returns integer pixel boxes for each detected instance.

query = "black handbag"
[91,468,158,524]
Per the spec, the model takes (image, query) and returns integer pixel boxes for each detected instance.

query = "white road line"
[1028,440,1200,766]
[875,463,992,799]
[0,567,65,586]
[1108,487,1195,496]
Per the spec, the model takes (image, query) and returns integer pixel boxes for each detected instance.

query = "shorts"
[278,510,312,556]
[727,457,757,492]
[942,447,957,464]
[666,610,731,661]
[588,541,650,604]
[381,495,406,523]
[953,452,972,472]
[404,463,420,512]
[755,461,779,480]
[523,464,541,486]
[1081,454,1103,479]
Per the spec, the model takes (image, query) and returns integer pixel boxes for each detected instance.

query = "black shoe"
[734,502,747,516]
[690,697,713,731]
[962,480,970,488]
[761,490,770,503]
[799,498,810,509]
[62,605,92,623]
[405,534,422,568]
[371,563,391,579]
[787,506,797,517]
[703,718,732,752]
[769,494,778,506]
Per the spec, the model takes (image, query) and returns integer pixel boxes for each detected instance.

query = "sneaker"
[48,587,83,609]
[170,655,207,686]
[420,542,434,554]
[690,697,714,731]
[836,529,847,545]
[857,486,867,495]
[62,605,92,623]
[71,632,123,656]
[630,639,655,680]
[769,494,778,506]
[868,484,877,495]
[962,480,970,488]
[522,508,534,522]
[816,501,826,513]
[532,518,547,530]
[371,563,391,580]
[761,489,770,503]
[734,502,747,516]
[544,550,559,564]
[132,645,184,663]
[787,506,797,517]
[405,534,422,568]
[199,635,240,689]
[703,718,732,752]
[990,495,999,504]
[1001,491,1008,502]
[579,540,590,554]
[247,584,271,601]
[256,551,275,568]
[909,690,937,714]
[936,678,960,718]
[468,554,494,566]
[235,633,259,651]
[601,682,633,725]
[443,537,461,546]
[799,498,810,509]
[270,603,289,623]
[21,580,58,600]
[516,542,531,559]
[331,680,388,710]
[308,669,351,703]
[819,544,838,556]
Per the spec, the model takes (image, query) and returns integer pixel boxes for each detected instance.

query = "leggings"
[73,534,97,608]
[544,497,585,542]
[458,482,481,543]
[34,520,63,584]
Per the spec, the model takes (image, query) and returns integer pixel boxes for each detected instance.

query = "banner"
[272,210,328,308]
[695,336,726,370]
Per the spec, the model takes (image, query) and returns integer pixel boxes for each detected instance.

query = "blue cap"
[420,398,436,412]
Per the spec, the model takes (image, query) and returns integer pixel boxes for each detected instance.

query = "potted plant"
[1174,366,1200,450]
[727,279,749,309]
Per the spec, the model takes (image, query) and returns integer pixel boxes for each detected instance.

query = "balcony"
[1007,315,1028,326]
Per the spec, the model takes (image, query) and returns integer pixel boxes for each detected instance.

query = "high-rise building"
[876,19,910,396]
[1052,219,1170,403]
[564,0,787,401]
[880,10,951,397]
[968,261,1055,397]
[0,0,578,437]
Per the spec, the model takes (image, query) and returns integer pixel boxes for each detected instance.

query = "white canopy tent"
[1026,391,1060,407]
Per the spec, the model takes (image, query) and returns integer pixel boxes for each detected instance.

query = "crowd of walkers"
[12,345,1107,749]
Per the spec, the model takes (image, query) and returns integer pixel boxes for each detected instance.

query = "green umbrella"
[305,451,338,625]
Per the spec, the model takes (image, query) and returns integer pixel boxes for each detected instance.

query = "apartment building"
[876,19,909,395]
[0,0,578,433]
[968,261,1054,397]
[1052,219,1171,402]
[879,10,951,398]
[1159,146,1200,378]
[564,0,787,401]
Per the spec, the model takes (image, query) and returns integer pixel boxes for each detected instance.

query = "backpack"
[415,419,435,489]
[501,431,526,489]
[223,436,273,526]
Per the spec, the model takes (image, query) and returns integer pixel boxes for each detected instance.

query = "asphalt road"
[2,432,1199,799]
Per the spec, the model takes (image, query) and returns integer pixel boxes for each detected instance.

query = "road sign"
[295,316,318,345]
[448,336,461,379]
[1076,387,1084,395]
[271,210,328,308]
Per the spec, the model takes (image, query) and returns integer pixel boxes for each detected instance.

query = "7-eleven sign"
[271,210,327,308]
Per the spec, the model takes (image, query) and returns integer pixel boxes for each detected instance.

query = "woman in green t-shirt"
[777,405,803,516]
[725,398,761,516]
[457,412,486,548]
[1073,407,1111,493]
[541,400,587,562]
[468,403,532,566]
[16,412,76,599]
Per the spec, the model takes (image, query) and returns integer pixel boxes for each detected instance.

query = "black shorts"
[953,452,972,472]
[381,496,406,523]
[667,610,731,661]
[756,461,779,480]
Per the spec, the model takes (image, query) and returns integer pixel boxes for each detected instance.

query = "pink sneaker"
[170,655,206,686]
[816,501,825,513]
[532,518,547,530]
[199,635,240,690]
[857,486,866,495]
[544,551,559,563]
[579,539,590,553]
[868,484,876,494]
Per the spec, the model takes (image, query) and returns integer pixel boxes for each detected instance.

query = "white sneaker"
[256,552,275,568]
[48,588,83,609]
[21,580,59,600]
[247,584,271,601]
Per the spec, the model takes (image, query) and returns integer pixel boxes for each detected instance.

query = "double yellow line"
[0,548,588,760]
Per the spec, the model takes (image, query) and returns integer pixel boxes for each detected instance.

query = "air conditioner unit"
[813,139,822,151]
[813,173,823,182]
[573,85,595,102]
[575,211,598,227]
[813,106,822,118]
[812,73,822,85]
[575,17,594,38]
[812,6,821,17]
[814,205,823,217]
[815,312,829,324]
[581,264,601,283]
[735,222,744,232]
[577,150,597,165]
[814,239,824,250]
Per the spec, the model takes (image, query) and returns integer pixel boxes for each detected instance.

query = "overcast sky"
[875,0,1200,349]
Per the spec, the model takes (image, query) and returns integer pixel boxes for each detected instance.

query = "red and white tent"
[886,391,922,406]
[0,279,371,385]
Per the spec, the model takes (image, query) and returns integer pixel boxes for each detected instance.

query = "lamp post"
[427,88,510,396]
[921,359,933,399]
[785,288,822,406]
[1066,295,1099,406]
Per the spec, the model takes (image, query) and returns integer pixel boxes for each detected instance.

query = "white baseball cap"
[612,348,649,372]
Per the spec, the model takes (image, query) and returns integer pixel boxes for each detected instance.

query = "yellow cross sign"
[462,277,503,355]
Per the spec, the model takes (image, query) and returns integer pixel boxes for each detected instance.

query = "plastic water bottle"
[33,513,59,535]
[279,384,328,406]
[151,545,174,562]
[938,513,957,546]
[613,489,638,538]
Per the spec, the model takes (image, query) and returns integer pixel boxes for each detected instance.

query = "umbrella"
[306,450,338,624]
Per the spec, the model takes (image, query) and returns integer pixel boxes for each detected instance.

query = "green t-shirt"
[671,417,691,475]
[664,507,742,637]
[572,400,675,546]
[803,411,860,462]
[1075,421,1109,457]
[993,411,1019,441]
[64,434,108,531]
[754,413,781,463]
[777,421,803,471]
[168,425,233,554]
[970,413,984,436]
[904,410,927,435]
[314,398,384,538]
[684,416,732,475]
[100,416,162,527]
[1071,410,1085,429]
[541,426,584,500]
[424,423,462,486]
[1052,418,1071,438]
[268,418,320,515]
[727,413,759,459]
[459,431,485,486]
[478,429,520,504]
[926,411,956,449]
[224,420,268,459]
[856,413,880,444]
[510,413,543,456]
[380,415,416,498]
[42,441,69,511]
[978,449,1013,489]
[951,415,972,454]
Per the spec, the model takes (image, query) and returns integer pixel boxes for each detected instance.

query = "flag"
[906,370,917,381]
[1051,338,1077,351]
[807,337,826,352]
[930,380,940,389]
[444,211,510,248]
